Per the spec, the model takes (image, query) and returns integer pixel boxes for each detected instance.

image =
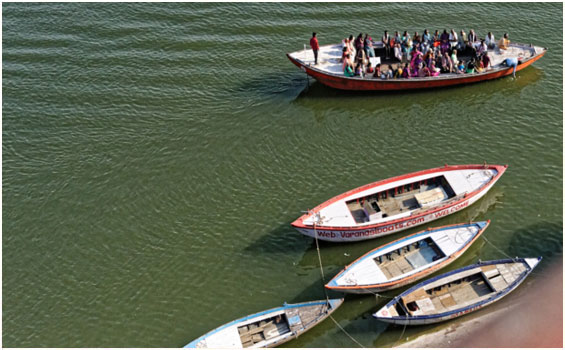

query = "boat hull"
[374,258,541,325]
[287,45,546,91]
[185,299,344,348]
[326,222,489,294]
[293,168,502,243]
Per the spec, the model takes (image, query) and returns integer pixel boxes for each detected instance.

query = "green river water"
[2,2,562,347]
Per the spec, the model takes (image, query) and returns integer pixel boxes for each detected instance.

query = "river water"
[2,2,562,347]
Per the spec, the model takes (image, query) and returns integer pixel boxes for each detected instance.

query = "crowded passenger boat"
[287,29,546,91]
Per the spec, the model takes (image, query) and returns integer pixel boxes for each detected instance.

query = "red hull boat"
[287,42,546,91]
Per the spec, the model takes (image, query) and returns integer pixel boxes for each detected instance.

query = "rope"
[482,235,516,261]
[312,215,365,348]
[328,314,366,348]
[313,221,328,298]
[393,321,408,347]
[482,236,550,278]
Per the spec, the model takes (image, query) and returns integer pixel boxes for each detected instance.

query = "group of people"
[381,29,508,63]
[340,33,378,77]
[312,29,512,79]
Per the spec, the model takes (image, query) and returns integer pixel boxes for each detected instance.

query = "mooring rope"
[313,221,329,299]
[482,235,515,261]
[312,216,365,348]
[328,314,366,348]
[481,235,549,278]
[393,320,408,348]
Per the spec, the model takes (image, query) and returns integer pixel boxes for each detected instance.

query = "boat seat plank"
[415,187,446,207]
[439,293,457,308]
[488,275,508,291]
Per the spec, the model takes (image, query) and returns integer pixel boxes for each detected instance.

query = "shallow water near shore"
[2,2,562,347]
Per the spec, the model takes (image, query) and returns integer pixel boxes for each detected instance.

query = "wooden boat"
[287,42,546,91]
[292,164,506,242]
[373,257,541,325]
[326,221,489,293]
[185,298,344,348]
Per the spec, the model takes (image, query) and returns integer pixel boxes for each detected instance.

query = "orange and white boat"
[291,164,507,242]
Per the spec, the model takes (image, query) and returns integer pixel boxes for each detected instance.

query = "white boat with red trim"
[291,164,507,242]
[373,257,541,325]
[185,298,343,348]
[325,221,489,294]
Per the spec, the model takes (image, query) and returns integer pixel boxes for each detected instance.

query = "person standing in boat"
[440,29,450,54]
[451,49,458,68]
[467,29,478,53]
[364,33,375,58]
[421,29,432,53]
[413,31,421,51]
[457,30,467,53]
[449,29,458,50]
[347,35,356,58]
[310,32,320,65]
[393,31,401,47]
[393,42,403,62]
[382,30,391,59]
[355,33,364,55]
[342,53,351,72]
[433,30,441,46]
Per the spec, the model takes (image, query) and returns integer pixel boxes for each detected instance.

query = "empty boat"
[373,257,541,325]
[185,298,344,348]
[292,164,507,242]
[326,221,489,293]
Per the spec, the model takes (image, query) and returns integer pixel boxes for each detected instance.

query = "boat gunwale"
[292,164,507,231]
[325,221,490,290]
[374,257,540,322]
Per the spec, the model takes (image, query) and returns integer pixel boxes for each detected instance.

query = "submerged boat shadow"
[505,221,563,262]
[294,65,544,99]
[242,221,310,255]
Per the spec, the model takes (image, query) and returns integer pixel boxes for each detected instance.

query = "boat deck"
[238,315,289,348]
[347,183,450,223]
[376,237,445,280]
[235,302,332,348]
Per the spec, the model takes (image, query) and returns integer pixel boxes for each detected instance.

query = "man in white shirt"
[449,29,458,49]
